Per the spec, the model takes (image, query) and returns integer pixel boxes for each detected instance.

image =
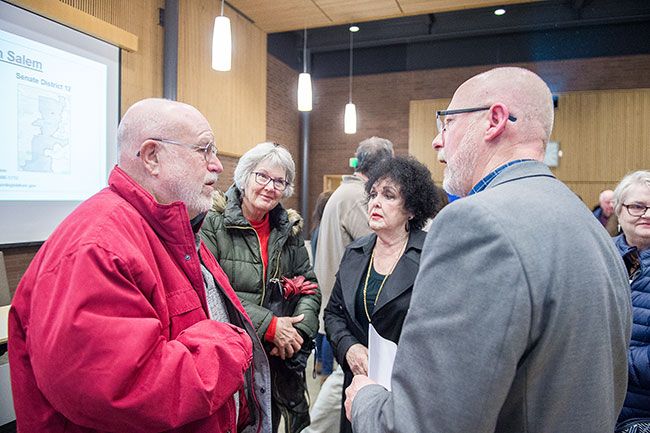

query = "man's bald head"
[455,67,554,148]
[117,98,209,169]
[599,189,615,216]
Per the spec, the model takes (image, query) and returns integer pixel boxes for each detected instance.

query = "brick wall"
[307,54,650,213]
[266,55,301,212]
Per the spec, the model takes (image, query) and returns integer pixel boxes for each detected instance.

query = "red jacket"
[9,166,268,433]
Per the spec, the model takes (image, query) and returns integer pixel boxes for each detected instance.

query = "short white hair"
[613,170,650,216]
[234,142,295,198]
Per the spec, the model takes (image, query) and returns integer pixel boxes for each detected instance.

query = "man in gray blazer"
[344,67,632,432]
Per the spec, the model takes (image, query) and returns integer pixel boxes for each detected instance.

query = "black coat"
[323,229,426,433]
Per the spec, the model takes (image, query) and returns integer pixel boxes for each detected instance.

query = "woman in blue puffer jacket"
[613,170,650,425]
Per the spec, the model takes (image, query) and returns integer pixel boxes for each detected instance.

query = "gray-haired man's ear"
[139,139,160,175]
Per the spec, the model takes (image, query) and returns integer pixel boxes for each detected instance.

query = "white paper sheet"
[367,323,397,391]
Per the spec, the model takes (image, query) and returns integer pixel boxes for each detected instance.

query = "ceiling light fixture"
[344,26,357,134]
[494,8,506,16]
[212,0,231,71]
[297,28,312,111]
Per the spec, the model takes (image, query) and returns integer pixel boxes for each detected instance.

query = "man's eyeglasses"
[622,203,650,217]
[137,137,218,161]
[436,106,517,134]
[253,172,289,191]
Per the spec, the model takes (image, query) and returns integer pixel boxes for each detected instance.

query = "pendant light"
[211,0,231,71]
[297,28,312,111]
[344,26,359,134]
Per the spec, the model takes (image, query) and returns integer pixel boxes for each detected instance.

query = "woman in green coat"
[201,142,321,433]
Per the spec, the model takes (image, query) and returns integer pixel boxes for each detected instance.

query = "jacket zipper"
[228,225,267,305]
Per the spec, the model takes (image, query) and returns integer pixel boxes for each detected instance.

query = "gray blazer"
[351,161,632,433]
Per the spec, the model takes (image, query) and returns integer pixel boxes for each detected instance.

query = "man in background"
[304,136,393,433]
[345,67,631,432]
[9,98,271,433]
[593,189,619,236]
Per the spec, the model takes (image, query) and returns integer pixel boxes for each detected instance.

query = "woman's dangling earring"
[405,216,413,232]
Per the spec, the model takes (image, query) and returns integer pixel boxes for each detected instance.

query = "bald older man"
[344,68,631,432]
[594,189,619,236]
[9,98,271,433]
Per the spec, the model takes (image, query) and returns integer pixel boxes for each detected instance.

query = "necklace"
[363,236,409,322]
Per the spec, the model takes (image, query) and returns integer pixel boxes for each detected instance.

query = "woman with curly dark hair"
[323,155,442,433]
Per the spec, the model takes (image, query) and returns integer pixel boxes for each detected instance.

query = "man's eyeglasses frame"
[436,106,517,135]
[136,137,218,161]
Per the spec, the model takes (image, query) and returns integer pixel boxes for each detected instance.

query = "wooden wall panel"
[60,0,165,113]
[1,247,39,299]
[178,0,267,158]
[408,89,650,207]
[408,99,449,183]
[6,0,138,51]
[551,90,650,183]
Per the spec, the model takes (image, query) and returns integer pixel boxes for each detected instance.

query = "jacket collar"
[342,174,366,185]
[483,160,556,192]
[615,233,650,262]
[343,230,426,323]
[108,166,195,246]
[372,230,426,313]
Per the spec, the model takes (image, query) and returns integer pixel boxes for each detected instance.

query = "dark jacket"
[200,186,321,342]
[615,234,650,422]
[593,206,620,236]
[323,229,426,433]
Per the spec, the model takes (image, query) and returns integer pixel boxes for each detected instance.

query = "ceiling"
[266,0,650,78]
[227,0,541,33]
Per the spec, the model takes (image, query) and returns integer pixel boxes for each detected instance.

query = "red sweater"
[249,214,278,342]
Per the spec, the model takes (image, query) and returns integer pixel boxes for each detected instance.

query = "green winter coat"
[200,186,321,343]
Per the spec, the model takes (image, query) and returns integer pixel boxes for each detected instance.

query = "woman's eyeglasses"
[253,172,289,191]
[622,203,650,217]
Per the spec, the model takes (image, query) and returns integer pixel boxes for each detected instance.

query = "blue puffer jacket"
[616,234,650,422]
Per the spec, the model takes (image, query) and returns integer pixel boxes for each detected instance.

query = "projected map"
[17,84,71,174]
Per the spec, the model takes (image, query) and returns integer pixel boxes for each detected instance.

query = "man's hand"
[345,343,368,375]
[270,314,304,360]
[345,375,377,421]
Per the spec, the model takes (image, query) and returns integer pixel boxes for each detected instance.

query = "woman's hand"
[345,343,369,375]
[271,314,304,360]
